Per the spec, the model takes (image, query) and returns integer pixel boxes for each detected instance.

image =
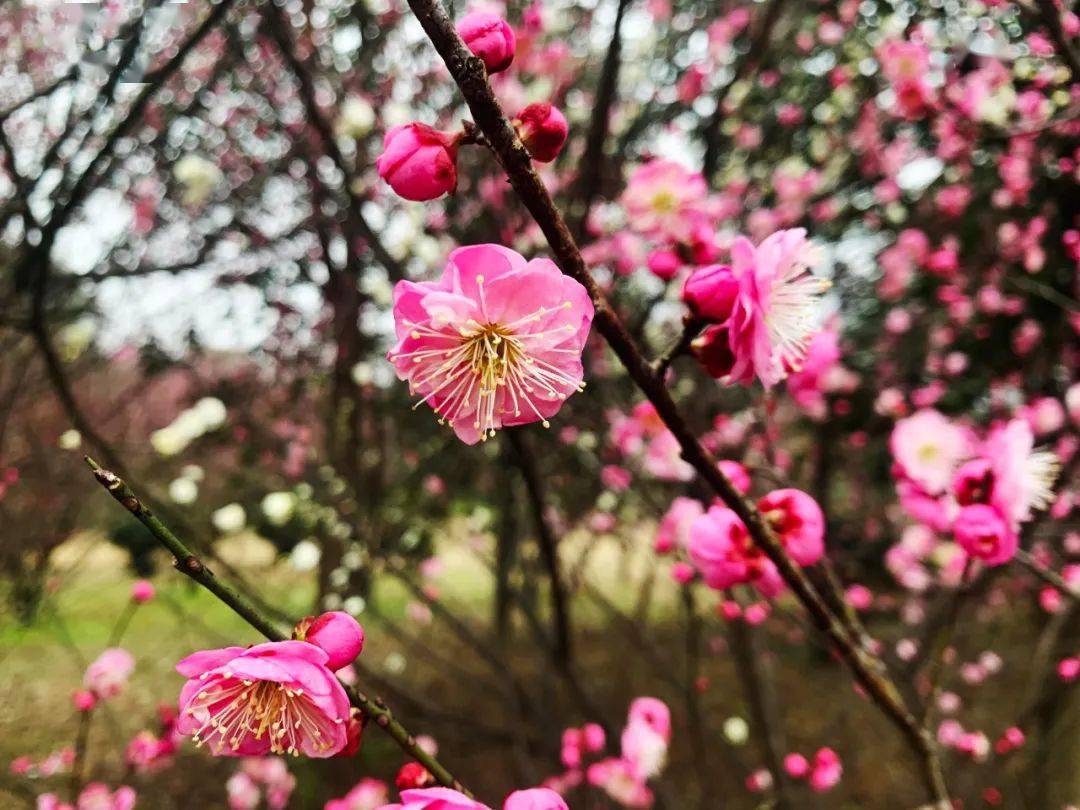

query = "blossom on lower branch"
[376,786,567,810]
[175,612,365,758]
[389,245,594,444]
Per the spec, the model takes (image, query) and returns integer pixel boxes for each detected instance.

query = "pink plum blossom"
[890,409,971,495]
[84,648,135,700]
[502,788,569,810]
[325,778,389,810]
[175,641,351,757]
[620,160,710,243]
[388,245,593,444]
[654,497,704,554]
[720,228,830,387]
[757,488,826,566]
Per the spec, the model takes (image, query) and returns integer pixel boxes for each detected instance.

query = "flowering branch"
[398,1,949,802]
[83,457,470,795]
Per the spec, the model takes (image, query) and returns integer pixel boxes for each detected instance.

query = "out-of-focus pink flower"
[72,690,96,712]
[380,787,492,810]
[688,505,784,597]
[783,753,809,778]
[84,648,135,700]
[620,160,710,243]
[458,12,516,74]
[890,409,971,495]
[602,465,632,491]
[682,264,739,323]
[723,229,830,388]
[586,759,654,808]
[953,504,1017,566]
[125,730,174,774]
[654,497,704,554]
[389,245,593,444]
[325,778,389,810]
[298,611,365,671]
[785,328,851,418]
[175,641,351,757]
[757,488,825,567]
[44,784,137,810]
[643,430,693,481]
[514,103,568,163]
[809,748,842,792]
[716,460,751,494]
[983,419,1060,528]
[130,580,155,603]
[377,124,460,201]
[670,561,695,585]
[502,788,569,810]
[227,772,260,810]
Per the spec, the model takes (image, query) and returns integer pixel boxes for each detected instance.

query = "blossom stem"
[399,2,949,802]
[83,457,470,795]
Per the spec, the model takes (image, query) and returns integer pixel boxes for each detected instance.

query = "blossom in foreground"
[175,641,351,757]
[389,245,594,444]
[377,124,460,201]
[325,778,389,810]
[457,12,516,74]
[84,648,135,700]
[377,786,566,810]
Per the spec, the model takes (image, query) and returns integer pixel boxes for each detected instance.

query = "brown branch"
[569,0,633,239]
[400,0,948,802]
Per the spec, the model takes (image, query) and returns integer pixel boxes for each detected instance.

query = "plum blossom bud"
[84,648,135,699]
[72,689,97,712]
[457,12,516,73]
[809,747,842,791]
[130,580,155,603]
[691,324,736,379]
[339,708,364,757]
[671,561,695,584]
[783,753,809,778]
[514,103,568,162]
[395,761,435,790]
[647,249,681,281]
[377,124,460,201]
[582,723,605,752]
[682,264,739,322]
[953,504,1017,566]
[296,611,365,671]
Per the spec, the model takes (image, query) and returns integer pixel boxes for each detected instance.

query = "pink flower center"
[393,288,585,440]
[186,676,340,756]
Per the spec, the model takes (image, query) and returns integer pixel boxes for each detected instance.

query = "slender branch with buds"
[398,0,950,802]
[84,457,470,795]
